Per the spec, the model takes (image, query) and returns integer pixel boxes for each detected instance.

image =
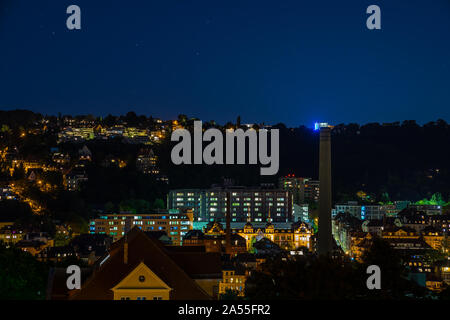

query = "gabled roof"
[168,251,222,279]
[421,225,442,234]
[144,231,172,244]
[111,261,172,291]
[367,219,383,227]
[70,227,212,300]
[383,226,417,234]
[15,240,45,248]
[183,229,206,240]
[41,245,75,257]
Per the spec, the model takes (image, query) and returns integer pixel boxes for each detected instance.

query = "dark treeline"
[2,110,450,202]
[160,120,450,202]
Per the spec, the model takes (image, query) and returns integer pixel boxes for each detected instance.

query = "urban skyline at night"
[1,0,450,307]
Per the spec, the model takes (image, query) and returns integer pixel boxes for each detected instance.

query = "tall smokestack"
[318,125,332,256]
[225,191,231,254]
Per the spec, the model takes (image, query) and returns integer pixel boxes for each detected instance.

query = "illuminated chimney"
[318,125,332,256]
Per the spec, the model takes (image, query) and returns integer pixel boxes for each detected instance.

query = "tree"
[245,236,256,254]
[245,255,365,300]
[0,243,49,300]
[440,286,450,300]
[68,215,89,234]
[0,124,11,133]
[380,192,390,204]
[177,114,188,126]
[152,198,165,210]
[119,199,151,213]
[0,200,33,221]
[360,237,427,299]
[54,232,70,247]
[104,201,115,212]
[219,289,243,300]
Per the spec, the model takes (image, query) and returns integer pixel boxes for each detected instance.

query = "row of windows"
[120,296,162,300]
[174,192,287,198]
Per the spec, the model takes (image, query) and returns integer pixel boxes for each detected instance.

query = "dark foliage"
[0,242,49,300]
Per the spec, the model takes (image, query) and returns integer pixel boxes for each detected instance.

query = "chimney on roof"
[124,236,128,264]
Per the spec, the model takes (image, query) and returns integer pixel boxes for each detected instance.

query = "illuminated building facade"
[183,222,247,255]
[89,209,194,245]
[218,268,247,297]
[168,187,293,223]
[332,201,396,220]
[422,226,444,250]
[442,263,450,285]
[278,175,319,205]
[429,215,450,233]
[408,204,442,216]
[350,228,436,273]
[236,222,313,251]
[0,186,18,200]
[0,226,24,244]
[51,152,71,169]
[293,203,309,222]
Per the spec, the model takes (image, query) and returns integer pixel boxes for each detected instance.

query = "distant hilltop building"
[0,185,18,201]
[0,225,24,244]
[168,186,293,224]
[136,148,159,175]
[57,121,162,144]
[135,148,168,183]
[65,169,88,191]
[101,154,126,168]
[51,151,71,169]
[57,127,95,143]
[78,145,92,161]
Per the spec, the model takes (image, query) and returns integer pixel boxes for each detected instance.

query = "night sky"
[0,0,449,127]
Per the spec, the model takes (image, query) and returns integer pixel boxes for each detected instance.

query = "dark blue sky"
[0,0,449,127]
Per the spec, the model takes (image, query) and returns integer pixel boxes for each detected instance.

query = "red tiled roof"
[70,227,212,300]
